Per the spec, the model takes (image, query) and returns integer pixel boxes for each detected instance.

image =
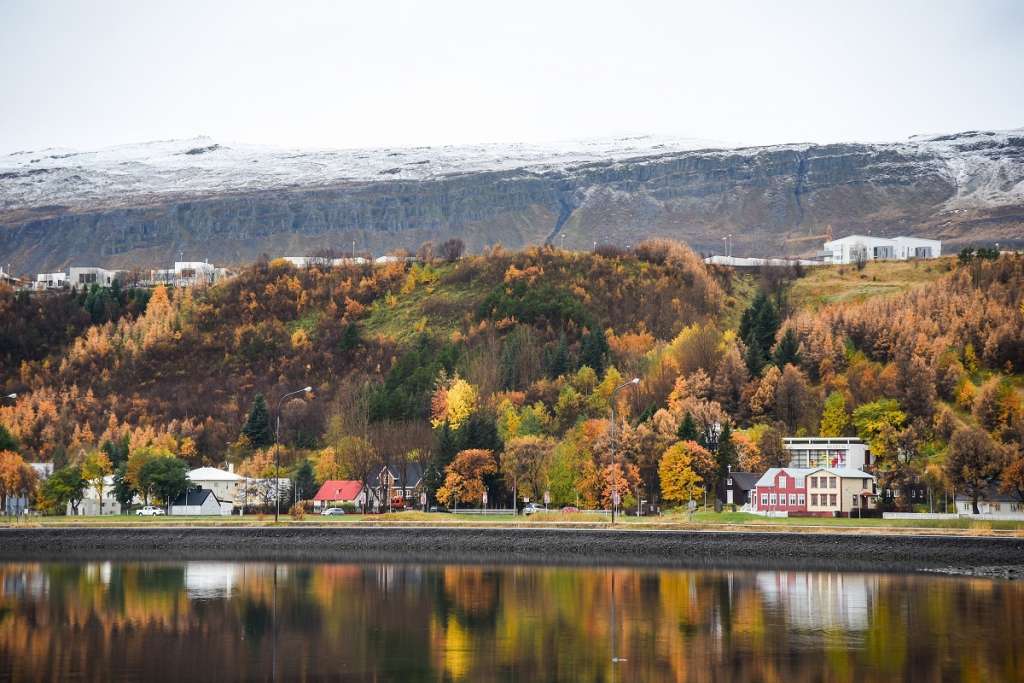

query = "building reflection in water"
[0,561,1021,682]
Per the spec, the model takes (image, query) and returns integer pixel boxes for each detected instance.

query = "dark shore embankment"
[3,526,1023,576]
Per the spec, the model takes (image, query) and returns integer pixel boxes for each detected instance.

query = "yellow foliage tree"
[432,378,478,430]
[659,442,704,504]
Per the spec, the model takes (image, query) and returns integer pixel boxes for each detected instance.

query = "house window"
[830,494,837,506]
[798,494,805,506]
[761,494,768,506]
[788,494,796,506]
[830,478,837,489]
[810,477,817,488]
[811,494,818,506]
[852,495,859,507]
[770,494,777,505]
[779,476,787,489]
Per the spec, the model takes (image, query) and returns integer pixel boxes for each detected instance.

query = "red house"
[313,480,373,511]
[752,468,810,513]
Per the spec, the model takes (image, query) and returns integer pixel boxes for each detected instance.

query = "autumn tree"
[333,435,379,511]
[772,328,801,368]
[757,426,789,469]
[945,426,1007,514]
[819,391,850,437]
[0,450,37,515]
[1001,450,1024,503]
[436,449,497,507]
[659,442,704,505]
[774,364,817,434]
[81,450,113,514]
[502,436,555,504]
[600,462,642,509]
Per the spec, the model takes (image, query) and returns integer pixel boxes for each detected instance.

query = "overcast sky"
[1,0,1022,154]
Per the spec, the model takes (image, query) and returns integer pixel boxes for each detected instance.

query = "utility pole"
[274,386,312,522]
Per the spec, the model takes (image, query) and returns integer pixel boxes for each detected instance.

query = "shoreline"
[3,526,1023,578]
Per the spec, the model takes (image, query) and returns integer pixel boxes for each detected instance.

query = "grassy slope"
[787,257,955,311]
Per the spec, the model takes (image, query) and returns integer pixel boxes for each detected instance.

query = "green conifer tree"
[241,394,275,448]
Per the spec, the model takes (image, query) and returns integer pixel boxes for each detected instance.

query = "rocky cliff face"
[1,131,1022,272]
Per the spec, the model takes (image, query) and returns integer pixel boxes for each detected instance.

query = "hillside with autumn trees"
[1,240,1022,516]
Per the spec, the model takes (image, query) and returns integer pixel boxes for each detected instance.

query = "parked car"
[428,506,450,513]
[321,508,346,516]
[561,506,580,514]
[522,503,544,516]
[136,506,165,516]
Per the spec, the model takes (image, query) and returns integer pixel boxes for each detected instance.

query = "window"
[810,476,817,488]
[788,494,796,506]
[830,478,837,489]
[830,494,837,506]
[798,494,805,506]
[770,494,777,505]
[852,495,859,507]
[779,476,787,489]
[811,494,818,506]
[761,494,768,507]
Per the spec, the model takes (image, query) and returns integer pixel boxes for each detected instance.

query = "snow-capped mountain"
[1,130,1022,272]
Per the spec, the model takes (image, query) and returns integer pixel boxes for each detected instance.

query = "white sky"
[1,0,1022,155]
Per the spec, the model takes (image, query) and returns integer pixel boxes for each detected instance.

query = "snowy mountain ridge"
[3,129,1022,217]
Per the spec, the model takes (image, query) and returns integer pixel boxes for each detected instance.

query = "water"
[1,562,1022,682]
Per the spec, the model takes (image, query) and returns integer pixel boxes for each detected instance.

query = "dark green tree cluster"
[368,335,458,421]
[739,291,780,374]
[580,324,610,377]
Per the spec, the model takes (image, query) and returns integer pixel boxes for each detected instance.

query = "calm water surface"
[1,561,1022,682]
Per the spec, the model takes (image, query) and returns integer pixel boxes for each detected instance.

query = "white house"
[187,466,244,506]
[70,474,126,515]
[784,437,870,471]
[4,462,53,514]
[34,272,69,290]
[823,235,941,264]
[69,266,122,288]
[150,261,228,287]
[170,488,231,515]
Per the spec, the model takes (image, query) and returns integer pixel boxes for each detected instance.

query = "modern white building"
[69,474,128,515]
[150,261,228,287]
[34,272,69,290]
[69,266,123,288]
[823,235,941,264]
[784,437,870,471]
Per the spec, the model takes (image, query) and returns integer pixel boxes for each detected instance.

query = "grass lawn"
[5,509,1022,535]
[788,258,953,311]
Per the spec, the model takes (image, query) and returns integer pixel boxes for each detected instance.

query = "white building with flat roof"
[823,235,941,264]
[784,437,870,471]
[150,261,227,287]
[34,272,69,290]
[69,266,122,288]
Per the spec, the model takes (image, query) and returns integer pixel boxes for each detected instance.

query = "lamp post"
[609,378,640,525]
[275,386,312,522]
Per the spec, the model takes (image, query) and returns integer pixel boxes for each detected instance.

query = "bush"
[288,502,305,520]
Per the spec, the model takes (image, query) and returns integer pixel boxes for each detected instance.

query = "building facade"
[753,468,809,514]
[806,468,877,516]
[69,266,123,288]
[823,235,941,264]
[784,437,870,471]
[187,466,244,507]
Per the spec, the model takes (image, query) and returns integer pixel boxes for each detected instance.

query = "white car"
[321,508,346,516]
[522,503,544,516]
[136,505,165,516]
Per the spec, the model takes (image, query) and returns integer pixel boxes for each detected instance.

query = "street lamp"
[609,378,640,525]
[275,386,312,522]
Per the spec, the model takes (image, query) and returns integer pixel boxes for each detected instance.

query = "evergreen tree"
[772,328,801,368]
[740,291,780,373]
[744,340,765,376]
[0,425,18,454]
[546,332,570,379]
[241,394,275,448]
[580,324,609,377]
[499,333,522,390]
[102,434,131,470]
[293,459,317,501]
[715,422,737,487]
[676,412,699,441]
[460,411,501,452]
[424,421,459,500]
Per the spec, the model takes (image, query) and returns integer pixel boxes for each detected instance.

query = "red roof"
[313,480,363,502]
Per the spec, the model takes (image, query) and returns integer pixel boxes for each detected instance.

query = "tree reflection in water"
[0,561,1021,682]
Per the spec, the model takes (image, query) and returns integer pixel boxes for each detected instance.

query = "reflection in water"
[0,561,1022,682]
